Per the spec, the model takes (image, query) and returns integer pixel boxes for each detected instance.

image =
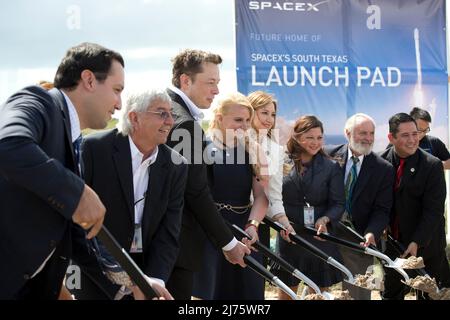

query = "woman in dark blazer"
[276,115,345,299]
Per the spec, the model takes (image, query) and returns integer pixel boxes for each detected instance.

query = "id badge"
[130,223,143,253]
[304,205,315,226]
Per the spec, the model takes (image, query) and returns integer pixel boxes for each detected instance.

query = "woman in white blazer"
[248,91,295,242]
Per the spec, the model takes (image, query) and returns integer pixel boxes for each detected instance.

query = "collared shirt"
[128,138,166,287]
[129,136,159,224]
[344,148,364,183]
[170,86,204,123]
[61,90,81,143]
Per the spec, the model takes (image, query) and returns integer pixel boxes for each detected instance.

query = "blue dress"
[192,142,265,300]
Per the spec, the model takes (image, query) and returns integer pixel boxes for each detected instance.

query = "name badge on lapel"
[304,202,315,227]
[130,223,143,253]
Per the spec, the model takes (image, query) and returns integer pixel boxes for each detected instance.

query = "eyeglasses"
[418,127,430,134]
[145,110,174,121]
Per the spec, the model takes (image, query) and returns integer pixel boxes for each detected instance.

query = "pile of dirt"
[429,288,450,300]
[354,271,384,291]
[401,256,425,269]
[304,293,326,300]
[331,290,354,300]
[406,276,438,294]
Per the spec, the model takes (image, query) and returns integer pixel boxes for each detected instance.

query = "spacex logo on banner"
[248,1,329,12]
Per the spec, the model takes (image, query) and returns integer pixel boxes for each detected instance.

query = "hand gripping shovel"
[336,222,410,284]
[386,234,440,295]
[263,217,356,287]
[228,222,333,300]
[96,226,158,299]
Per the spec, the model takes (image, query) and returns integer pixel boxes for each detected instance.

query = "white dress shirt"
[128,137,159,224]
[170,86,204,124]
[128,137,165,287]
[344,148,364,182]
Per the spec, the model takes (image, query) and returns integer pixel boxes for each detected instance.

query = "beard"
[349,136,373,155]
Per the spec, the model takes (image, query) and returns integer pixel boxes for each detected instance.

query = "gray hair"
[117,89,171,135]
[344,113,376,137]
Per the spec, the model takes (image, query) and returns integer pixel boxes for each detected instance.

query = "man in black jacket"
[166,49,250,299]
[380,113,450,299]
[326,113,394,300]
[0,43,119,299]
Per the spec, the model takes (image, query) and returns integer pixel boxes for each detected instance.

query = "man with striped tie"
[326,113,395,300]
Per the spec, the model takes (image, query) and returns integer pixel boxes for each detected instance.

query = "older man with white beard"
[325,113,395,300]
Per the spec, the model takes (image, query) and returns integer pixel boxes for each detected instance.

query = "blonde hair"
[247,90,278,139]
[208,92,254,134]
[208,93,268,180]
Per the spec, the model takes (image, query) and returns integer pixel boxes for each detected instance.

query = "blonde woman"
[248,91,295,242]
[192,93,268,300]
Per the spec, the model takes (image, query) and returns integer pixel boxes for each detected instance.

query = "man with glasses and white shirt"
[72,89,187,300]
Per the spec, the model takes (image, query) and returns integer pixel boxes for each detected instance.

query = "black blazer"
[380,147,447,258]
[166,88,234,271]
[283,153,345,227]
[79,129,187,286]
[326,144,394,240]
[0,86,84,299]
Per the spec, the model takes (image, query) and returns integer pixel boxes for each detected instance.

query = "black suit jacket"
[0,86,84,299]
[326,144,394,240]
[380,147,447,257]
[166,88,234,271]
[78,129,187,289]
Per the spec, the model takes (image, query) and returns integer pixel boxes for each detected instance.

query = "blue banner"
[235,0,448,149]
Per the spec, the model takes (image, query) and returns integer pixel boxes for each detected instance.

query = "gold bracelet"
[247,219,260,228]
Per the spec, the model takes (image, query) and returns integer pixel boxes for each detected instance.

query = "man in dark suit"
[0,42,123,299]
[72,89,187,300]
[326,113,394,299]
[380,112,450,299]
[166,49,250,299]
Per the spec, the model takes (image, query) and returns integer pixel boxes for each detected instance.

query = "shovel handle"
[303,226,366,253]
[263,217,331,262]
[244,255,274,283]
[228,222,296,275]
[337,221,378,251]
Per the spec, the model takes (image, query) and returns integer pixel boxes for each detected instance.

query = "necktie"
[391,158,405,239]
[394,158,405,191]
[73,134,83,177]
[345,156,359,215]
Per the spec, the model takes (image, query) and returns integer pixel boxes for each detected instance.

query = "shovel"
[228,222,333,300]
[243,254,299,300]
[263,217,357,287]
[386,234,440,294]
[336,222,410,284]
[303,225,409,287]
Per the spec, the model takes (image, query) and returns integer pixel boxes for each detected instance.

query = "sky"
[0,0,238,117]
[1,0,449,149]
